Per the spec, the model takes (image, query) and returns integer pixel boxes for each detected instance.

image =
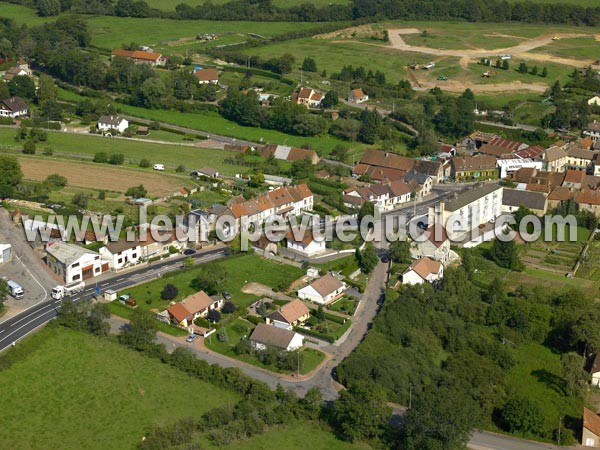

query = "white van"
[153,164,165,171]
[6,280,24,300]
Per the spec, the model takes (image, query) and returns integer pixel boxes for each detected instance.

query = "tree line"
[8,0,600,26]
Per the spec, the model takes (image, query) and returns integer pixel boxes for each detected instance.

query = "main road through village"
[0,190,567,450]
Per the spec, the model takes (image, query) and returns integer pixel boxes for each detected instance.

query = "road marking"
[100,283,110,287]
[0,309,57,346]
[9,302,54,328]
[117,278,125,281]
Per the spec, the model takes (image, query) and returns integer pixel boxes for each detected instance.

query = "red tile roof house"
[582,407,600,447]
[575,189,600,218]
[286,229,326,257]
[167,290,223,328]
[266,299,311,330]
[261,144,320,165]
[111,49,167,67]
[402,256,444,285]
[193,67,219,85]
[296,87,324,108]
[357,149,444,183]
[348,88,368,104]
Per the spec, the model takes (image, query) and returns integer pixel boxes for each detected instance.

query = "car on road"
[186,334,198,343]
[183,249,197,256]
[222,291,231,300]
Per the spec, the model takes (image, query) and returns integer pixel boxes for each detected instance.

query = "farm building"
[97,115,129,134]
[45,241,107,283]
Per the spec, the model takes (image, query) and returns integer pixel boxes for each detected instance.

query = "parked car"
[186,334,197,343]
[222,291,231,300]
[183,249,197,256]
[153,164,165,171]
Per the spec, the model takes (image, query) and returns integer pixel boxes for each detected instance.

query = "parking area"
[0,209,59,321]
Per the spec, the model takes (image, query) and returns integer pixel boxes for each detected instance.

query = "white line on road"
[0,309,57,346]
[9,302,55,328]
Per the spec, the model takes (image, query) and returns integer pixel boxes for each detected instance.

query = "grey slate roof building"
[502,188,547,211]
[443,184,502,212]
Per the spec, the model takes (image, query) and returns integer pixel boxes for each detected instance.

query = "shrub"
[22,140,36,154]
[160,284,179,301]
[222,301,236,314]
[43,147,53,156]
[97,190,106,200]
[207,309,221,323]
[176,164,186,173]
[44,174,68,187]
[93,152,108,163]
[108,153,125,165]
[139,158,150,168]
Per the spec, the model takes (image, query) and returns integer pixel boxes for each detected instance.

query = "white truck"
[51,281,85,300]
[6,280,24,300]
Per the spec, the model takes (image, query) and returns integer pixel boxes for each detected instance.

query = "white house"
[298,273,346,305]
[428,184,503,234]
[413,224,452,264]
[402,257,443,285]
[99,239,141,270]
[266,299,311,330]
[583,408,600,448]
[584,121,600,142]
[348,88,368,104]
[193,67,219,84]
[0,97,28,118]
[249,323,304,351]
[286,230,326,257]
[296,87,323,108]
[3,60,32,81]
[45,241,107,283]
[0,243,12,264]
[97,115,129,134]
[589,353,600,387]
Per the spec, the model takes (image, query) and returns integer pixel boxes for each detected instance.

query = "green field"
[116,103,365,155]
[504,343,583,439]
[531,36,600,60]
[0,326,238,450]
[0,128,250,175]
[85,16,318,50]
[121,253,304,311]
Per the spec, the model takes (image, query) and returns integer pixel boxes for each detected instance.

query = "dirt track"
[386,29,592,65]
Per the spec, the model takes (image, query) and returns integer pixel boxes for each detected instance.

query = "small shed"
[104,289,117,301]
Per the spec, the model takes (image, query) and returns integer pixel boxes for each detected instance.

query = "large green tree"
[389,240,411,264]
[489,237,523,271]
[0,155,23,198]
[501,397,544,435]
[357,243,379,274]
[332,381,391,442]
[403,386,479,450]
[119,309,158,351]
[191,265,228,295]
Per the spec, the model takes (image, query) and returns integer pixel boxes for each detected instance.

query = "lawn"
[0,128,250,176]
[0,326,237,450]
[120,253,305,313]
[117,103,365,156]
[205,318,327,375]
[504,343,583,439]
[85,15,319,50]
[200,421,372,450]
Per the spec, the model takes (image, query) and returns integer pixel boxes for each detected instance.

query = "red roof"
[194,68,219,82]
[112,49,162,62]
[426,223,449,248]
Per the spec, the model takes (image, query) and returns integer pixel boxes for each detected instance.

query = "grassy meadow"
[0,326,238,450]
[0,128,250,176]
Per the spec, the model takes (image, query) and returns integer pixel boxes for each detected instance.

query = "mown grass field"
[0,128,249,176]
[121,253,305,311]
[0,326,238,450]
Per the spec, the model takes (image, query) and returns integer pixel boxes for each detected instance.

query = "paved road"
[469,431,564,450]
[0,247,229,352]
[476,120,539,132]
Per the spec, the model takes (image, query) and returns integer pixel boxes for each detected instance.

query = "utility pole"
[557,417,562,446]
[297,350,300,377]
[409,383,413,409]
